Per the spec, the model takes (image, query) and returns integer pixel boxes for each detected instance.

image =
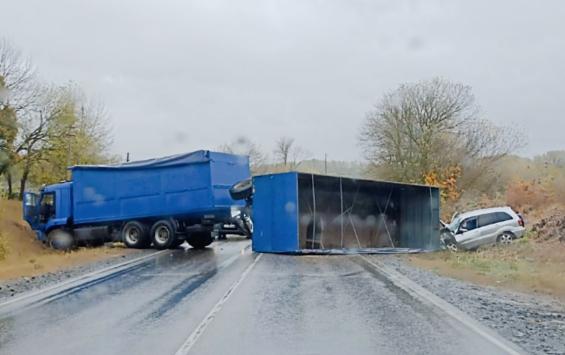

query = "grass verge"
[405,236,565,301]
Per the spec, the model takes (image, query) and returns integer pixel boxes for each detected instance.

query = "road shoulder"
[377,255,565,355]
[0,246,151,302]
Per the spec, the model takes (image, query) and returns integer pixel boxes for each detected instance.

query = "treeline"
[0,39,113,199]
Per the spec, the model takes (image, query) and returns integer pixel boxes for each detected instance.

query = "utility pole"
[324,153,327,174]
[126,152,130,162]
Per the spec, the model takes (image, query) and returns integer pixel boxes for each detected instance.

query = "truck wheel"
[229,178,253,200]
[150,220,176,250]
[122,221,150,249]
[170,238,185,249]
[187,232,213,249]
[47,229,76,251]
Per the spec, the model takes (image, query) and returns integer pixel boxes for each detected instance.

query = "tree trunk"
[6,171,13,199]
[19,165,30,201]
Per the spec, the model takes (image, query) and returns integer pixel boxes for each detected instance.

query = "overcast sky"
[1,0,564,161]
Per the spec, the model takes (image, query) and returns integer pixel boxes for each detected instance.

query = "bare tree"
[28,85,116,185]
[0,38,38,115]
[0,39,114,197]
[289,145,309,168]
[360,78,523,189]
[273,137,294,166]
[15,86,69,199]
[219,136,267,172]
[0,38,40,197]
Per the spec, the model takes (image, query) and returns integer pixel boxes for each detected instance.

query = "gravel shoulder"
[0,247,153,302]
[382,255,565,355]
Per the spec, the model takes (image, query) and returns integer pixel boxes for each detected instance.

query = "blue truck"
[22,150,251,250]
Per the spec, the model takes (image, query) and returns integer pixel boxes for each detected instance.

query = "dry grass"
[0,233,7,261]
[406,236,565,300]
[0,199,135,281]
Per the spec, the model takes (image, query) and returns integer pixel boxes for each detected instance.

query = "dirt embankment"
[0,199,133,281]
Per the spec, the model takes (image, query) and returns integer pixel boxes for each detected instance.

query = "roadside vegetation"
[0,39,127,278]
[0,38,114,199]
[407,235,565,300]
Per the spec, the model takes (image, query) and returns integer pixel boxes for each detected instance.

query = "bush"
[506,179,551,212]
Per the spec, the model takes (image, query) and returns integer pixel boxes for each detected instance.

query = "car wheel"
[497,232,514,246]
[446,241,458,252]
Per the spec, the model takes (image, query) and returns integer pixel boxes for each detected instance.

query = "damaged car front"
[440,207,526,252]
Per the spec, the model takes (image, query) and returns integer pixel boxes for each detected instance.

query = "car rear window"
[496,212,513,222]
[478,212,513,227]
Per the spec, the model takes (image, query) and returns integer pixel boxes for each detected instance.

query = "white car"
[442,207,525,251]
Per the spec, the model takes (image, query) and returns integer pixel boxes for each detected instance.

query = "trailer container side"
[252,172,440,253]
[71,151,248,225]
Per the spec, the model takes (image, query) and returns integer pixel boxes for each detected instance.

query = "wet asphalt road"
[0,239,514,355]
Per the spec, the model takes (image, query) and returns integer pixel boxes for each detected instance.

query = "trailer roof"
[254,171,441,190]
[70,150,240,170]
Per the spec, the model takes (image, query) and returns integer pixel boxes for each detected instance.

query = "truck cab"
[23,182,72,242]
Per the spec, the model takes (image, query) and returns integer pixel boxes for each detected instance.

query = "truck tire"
[150,220,176,250]
[187,232,213,249]
[122,221,150,249]
[170,238,185,249]
[47,229,76,251]
[229,178,253,200]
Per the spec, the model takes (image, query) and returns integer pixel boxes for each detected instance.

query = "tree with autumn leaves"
[0,39,113,199]
[360,78,523,203]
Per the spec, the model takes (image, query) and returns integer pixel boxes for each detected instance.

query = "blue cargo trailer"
[22,150,251,250]
[251,172,440,253]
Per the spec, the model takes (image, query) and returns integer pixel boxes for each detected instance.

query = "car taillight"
[518,216,524,227]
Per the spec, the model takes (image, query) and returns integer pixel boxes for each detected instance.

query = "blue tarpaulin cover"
[70,150,219,170]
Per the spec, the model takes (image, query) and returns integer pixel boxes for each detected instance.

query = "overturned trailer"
[252,172,440,253]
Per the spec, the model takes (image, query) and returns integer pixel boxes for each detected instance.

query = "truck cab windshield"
[39,193,56,222]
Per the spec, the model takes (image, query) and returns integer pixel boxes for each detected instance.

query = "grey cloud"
[2,0,564,161]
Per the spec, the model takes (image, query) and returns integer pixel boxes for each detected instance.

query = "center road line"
[358,255,525,355]
[175,253,263,355]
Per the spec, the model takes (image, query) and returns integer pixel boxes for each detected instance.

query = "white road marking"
[358,255,524,355]
[175,253,263,355]
[0,250,166,311]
